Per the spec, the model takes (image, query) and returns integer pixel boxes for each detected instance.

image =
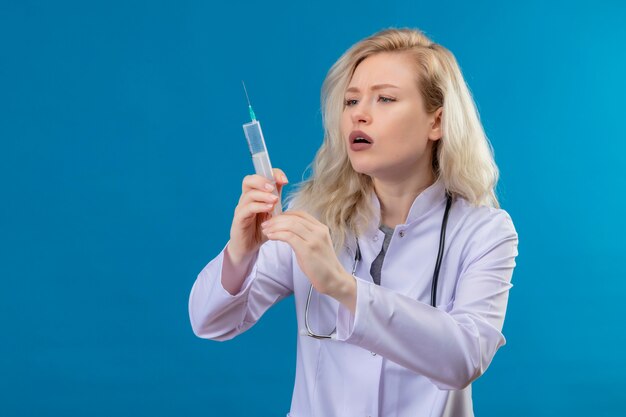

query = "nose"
[349,100,372,125]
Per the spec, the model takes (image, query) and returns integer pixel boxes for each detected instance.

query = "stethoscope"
[304,192,453,340]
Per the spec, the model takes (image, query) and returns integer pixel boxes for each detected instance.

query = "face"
[340,52,442,182]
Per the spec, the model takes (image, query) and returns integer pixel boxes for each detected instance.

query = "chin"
[348,160,377,177]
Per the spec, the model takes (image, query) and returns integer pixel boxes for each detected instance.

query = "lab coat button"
[373,235,379,241]
[370,351,377,356]
[399,230,405,237]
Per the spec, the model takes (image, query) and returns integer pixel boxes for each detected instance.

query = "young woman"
[189,27,519,417]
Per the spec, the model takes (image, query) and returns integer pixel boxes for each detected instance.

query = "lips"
[349,130,373,152]
[349,130,373,144]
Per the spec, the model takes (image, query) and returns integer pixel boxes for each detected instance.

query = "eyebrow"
[345,83,400,93]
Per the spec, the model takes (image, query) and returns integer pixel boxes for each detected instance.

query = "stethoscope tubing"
[304,193,453,340]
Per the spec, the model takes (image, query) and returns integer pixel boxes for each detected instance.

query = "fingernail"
[265,183,274,191]
[281,175,288,183]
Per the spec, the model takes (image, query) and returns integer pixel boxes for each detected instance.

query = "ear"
[428,107,443,141]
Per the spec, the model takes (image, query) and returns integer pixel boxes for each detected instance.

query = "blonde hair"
[284,27,500,254]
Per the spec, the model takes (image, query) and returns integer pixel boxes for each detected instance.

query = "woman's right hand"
[227,168,288,264]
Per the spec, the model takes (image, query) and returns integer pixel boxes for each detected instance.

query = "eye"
[379,96,396,103]
[344,98,358,106]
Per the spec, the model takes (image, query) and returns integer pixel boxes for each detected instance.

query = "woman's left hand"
[261,211,352,298]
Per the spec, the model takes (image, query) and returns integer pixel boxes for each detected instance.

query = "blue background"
[1,0,625,415]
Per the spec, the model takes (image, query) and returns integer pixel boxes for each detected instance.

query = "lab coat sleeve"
[335,210,519,391]
[188,238,294,341]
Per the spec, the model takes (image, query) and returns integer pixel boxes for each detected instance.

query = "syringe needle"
[241,80,256,121]
[242,80,251,105]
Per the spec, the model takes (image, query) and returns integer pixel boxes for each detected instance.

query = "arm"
[188,238,294,341]
[221,244,258,295]
[335,210,519,390]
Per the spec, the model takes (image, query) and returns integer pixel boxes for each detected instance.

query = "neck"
[373,170,436,228]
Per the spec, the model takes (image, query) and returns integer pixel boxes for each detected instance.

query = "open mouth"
[349,130,373,144]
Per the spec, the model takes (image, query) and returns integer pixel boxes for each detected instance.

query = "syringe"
[241,81,282,217]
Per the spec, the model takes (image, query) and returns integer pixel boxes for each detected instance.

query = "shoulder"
[453,196,517,238]
[451,196,519,269]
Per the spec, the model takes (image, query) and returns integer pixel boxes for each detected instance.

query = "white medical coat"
[189,178,519,417]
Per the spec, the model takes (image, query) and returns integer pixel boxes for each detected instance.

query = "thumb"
[272,168,288,196]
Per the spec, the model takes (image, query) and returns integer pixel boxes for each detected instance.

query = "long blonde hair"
[284,27,500,254]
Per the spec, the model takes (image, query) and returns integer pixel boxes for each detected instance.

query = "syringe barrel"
[243,120,267,155]
[242,120,282,216]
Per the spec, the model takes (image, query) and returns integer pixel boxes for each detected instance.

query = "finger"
[235,200,278,220]
[267,214,316,234]
[272,211,321,232]
[242,174,277,194]
[264,229,306,253]
[282,211,330,240]
[240,189,280,206]
[263,218,313,242]
[272,168,289,185]
[272,168,288,198]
